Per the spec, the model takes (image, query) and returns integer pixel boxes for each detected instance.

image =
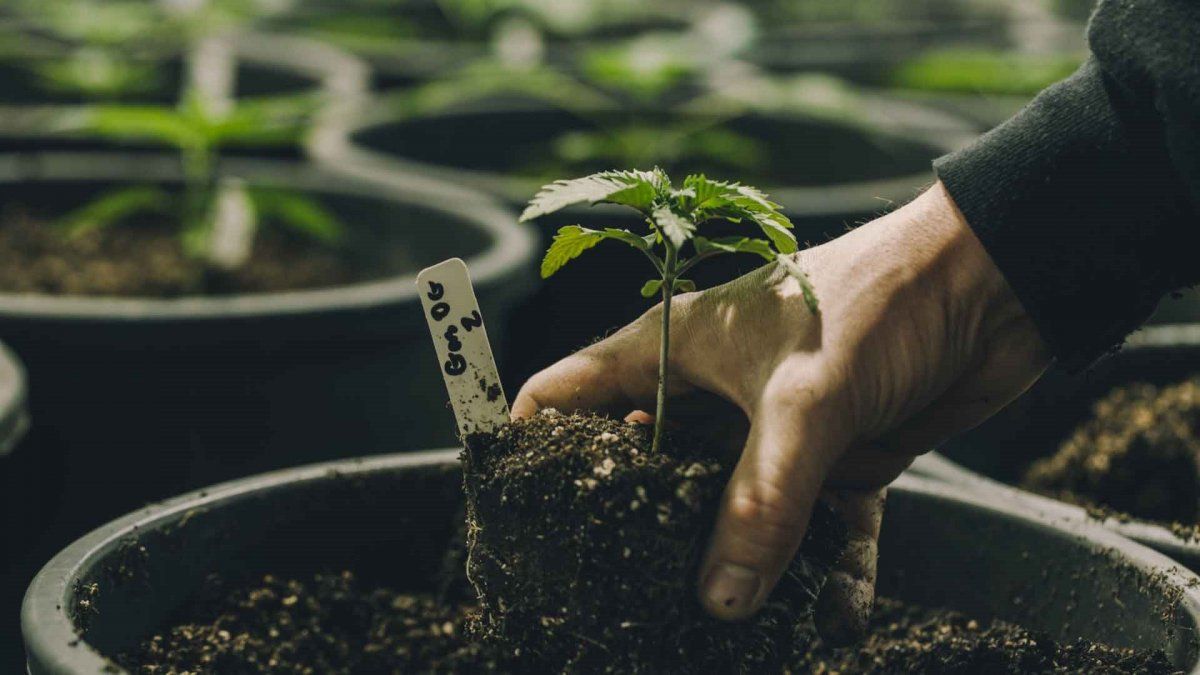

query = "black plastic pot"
[0,31,369,156]
[0,150,535,668]
[22,450,1200,673]
[914,324,1200,569]
[312,94,974,383]
[0,340,30,458]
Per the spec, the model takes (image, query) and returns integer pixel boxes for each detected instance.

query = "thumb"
[697,390,846,621]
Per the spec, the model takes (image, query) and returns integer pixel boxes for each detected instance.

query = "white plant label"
[417,258,510,437]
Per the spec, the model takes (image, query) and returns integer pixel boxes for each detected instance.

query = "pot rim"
[22,449,1200,674]
[0,151,536,322]
[309,92,977,218]
[0,29,372,134]
[910,323,1200,566]
[0,340,29,457]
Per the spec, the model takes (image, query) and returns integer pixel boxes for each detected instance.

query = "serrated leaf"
[640,279,661,298]
[540,225,651,278]
[250,188,344,244]
[541,225,604,278]
[776,254,820,314]
[520,169,666,222]
[652,205,695,249]
[752,211,798,254]
[57,185,173,237]
[694,236,776,261]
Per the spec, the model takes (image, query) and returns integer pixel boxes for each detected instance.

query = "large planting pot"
[312,94,974,382]
[0,150,535,665]
[22,449,1200,673]
[913,324,1200,569]
[0,31,369,155]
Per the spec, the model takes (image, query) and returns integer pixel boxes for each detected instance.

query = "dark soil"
[116,571,508,674]
[116,575,1176,674]
[793,597,1175,674]
[462,410,847,673]
[1021,378,1200,532]
[0,209,372,298]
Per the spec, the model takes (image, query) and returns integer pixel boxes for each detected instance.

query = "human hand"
[512,182,1049,640]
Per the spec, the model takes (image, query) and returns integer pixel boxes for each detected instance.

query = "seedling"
[52,44,339,272]
[520,168,817,452]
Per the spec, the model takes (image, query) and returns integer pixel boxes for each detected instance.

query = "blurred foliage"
[29,48,163,99]
[551,123,766,174]
[891,49,1084,95]
[743,0,1011,24]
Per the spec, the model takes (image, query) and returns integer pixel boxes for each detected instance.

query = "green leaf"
[640,279,661,298]
[694,236,776,261]
[57,185,173,237]
[751,211,798,254]
[66,105,202,150]
[250,188,344,244]
[776,254,820,315]
[211,94,320,147]
[651,205,695,249]
[540,225,658,277]
[673,278,696,293]
[520,169,666,222]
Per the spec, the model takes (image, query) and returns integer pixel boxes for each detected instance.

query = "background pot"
[0,31,369,157]
[21,449,1200,673]
[913,324,1200,569]
[0,150,535,670]
[312,94,974,383]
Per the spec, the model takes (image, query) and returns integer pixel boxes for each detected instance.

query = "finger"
[814,488,886,646]
[511,351,639,420]
[697,388,848,621]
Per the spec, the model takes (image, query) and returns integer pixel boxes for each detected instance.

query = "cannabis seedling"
[53,53,339,271]
[520,169,817,452]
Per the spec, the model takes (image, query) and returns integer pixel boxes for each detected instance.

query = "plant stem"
[652,241,677,454]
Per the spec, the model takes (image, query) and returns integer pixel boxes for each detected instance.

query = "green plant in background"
[7,0,289,101]
[55,88,339,270]
[521,168,816,451]
[40,9,342,273]
[890,49,1085,96]
[29,49,163,99]
[550,121,766,175]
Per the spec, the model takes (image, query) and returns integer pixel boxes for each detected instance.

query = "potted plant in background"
[912,324,1200,573]
[0,0,369,149]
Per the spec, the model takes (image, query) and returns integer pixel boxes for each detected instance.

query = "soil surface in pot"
[0,208,379,297]
[115,570,1175,674]
[1021,377,1200,537]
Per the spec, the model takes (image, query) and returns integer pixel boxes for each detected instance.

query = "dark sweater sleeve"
[933,0,1200,370]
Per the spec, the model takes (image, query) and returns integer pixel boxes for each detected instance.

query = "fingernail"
[702,563,761,615]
